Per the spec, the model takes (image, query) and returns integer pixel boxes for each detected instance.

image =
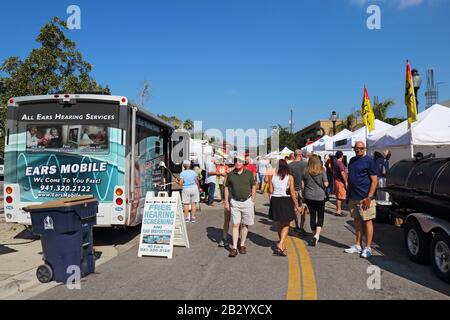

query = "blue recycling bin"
[23,196,98,284]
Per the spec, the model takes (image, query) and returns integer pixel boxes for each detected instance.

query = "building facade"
[296,119,345,147]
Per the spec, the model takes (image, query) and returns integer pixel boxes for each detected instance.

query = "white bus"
[3,94,174,227]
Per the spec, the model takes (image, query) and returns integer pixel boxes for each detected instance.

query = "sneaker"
[344,245,362,254]
[310,236,319,247]
[184,218,190,223]
[361,247,373,259]
[218,238,228,247]
[191,217,197,223]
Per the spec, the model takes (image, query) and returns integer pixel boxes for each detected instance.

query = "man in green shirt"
[224,158,257,258]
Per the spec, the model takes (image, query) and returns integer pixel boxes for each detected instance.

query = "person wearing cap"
[176,160,203,222]
[224,158,257,257]
[333,151,348,217]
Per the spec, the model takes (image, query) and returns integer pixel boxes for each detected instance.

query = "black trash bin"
[23,195,98,284]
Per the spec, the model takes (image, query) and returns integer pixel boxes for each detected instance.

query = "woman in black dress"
[269,160,300,256]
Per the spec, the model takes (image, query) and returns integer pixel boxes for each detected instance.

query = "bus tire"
[404,219,430,264]
[430,231,450,283]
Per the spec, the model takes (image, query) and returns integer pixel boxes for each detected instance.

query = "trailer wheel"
[430,231,450,283]
[404,219,430,264]
[36,264,53,283]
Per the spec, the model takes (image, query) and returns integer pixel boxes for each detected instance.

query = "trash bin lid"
[23,195,97,212]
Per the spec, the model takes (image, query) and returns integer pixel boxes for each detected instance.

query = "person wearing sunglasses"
[344,141,378,259]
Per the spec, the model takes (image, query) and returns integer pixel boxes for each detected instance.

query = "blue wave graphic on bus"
[17,152,119,201]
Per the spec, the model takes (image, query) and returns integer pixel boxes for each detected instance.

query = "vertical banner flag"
[405,60,418,128]
[361,85,375,133]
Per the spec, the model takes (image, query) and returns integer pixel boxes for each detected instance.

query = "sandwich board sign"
[138,191,190,259]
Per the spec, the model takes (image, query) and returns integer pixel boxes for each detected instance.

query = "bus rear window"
[26,124,109,154]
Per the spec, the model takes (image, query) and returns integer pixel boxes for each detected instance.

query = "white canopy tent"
[368,104,450,165]
[313,129,352,151]
[189,139,213,170]
[334,120,393,150]
[280,147,294,158]
[266,151,282,160]
[302,135,331,153]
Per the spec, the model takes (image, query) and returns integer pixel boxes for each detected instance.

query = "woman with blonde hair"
[301,155,329,246]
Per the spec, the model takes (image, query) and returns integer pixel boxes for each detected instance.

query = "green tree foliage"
[183,119,194,130]
[0,17,105,156]
[336,112,359,132]
[264,125,298,152]
[158,115,183,129]
[373,99,395,121]
[157,115,195,131]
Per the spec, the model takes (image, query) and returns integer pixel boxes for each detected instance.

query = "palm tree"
[373,99,395,121]
[336,113,357,132]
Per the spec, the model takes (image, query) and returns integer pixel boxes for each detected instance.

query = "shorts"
[182,188,200,204]
[349,199,376,221]
[334,179,347,200]
[230,198,255,226]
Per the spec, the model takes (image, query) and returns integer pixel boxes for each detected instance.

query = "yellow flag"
[405,60,418,128]
[361,85,375,133]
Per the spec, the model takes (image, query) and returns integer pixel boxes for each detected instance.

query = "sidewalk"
[0,214,141,300]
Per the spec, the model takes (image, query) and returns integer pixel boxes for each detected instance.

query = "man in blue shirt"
[344,141,378,259]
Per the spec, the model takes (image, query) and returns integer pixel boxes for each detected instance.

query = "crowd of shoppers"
[176,141,391,260]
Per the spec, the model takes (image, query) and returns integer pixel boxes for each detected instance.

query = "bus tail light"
[4,184,20,223]
[114,186,126,205]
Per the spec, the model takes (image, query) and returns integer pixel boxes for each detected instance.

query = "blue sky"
[1,0,449,133]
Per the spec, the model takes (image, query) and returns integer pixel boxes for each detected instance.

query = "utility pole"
[289,108,293,134]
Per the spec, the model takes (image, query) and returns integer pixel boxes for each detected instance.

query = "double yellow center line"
[286,235,318,300]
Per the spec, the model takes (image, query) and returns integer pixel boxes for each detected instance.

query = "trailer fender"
[406,213,450,236]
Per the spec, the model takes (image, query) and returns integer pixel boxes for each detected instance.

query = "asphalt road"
[34,194,450,300]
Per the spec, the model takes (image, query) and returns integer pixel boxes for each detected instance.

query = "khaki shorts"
[349,199,376,221]
[230,198,255,226]
[182,188,200,204]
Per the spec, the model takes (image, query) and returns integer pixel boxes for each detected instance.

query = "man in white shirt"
[205,157,219,206]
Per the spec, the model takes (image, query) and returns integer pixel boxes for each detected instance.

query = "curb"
[0,269,43,299]
[1,231,140,300]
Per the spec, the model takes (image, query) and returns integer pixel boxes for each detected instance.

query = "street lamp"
[330,111,338,136]
[412,69,422,112]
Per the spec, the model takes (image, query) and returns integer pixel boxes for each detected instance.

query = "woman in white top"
[269,159,300,256]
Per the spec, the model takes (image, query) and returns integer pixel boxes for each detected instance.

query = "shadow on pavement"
[344,219,450,296]
[317,235,348,249]
[0,245,17,255]
[14,227,39,240]
[93,226,141,246]
[206,227,222,245]
[247,231,273,249]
